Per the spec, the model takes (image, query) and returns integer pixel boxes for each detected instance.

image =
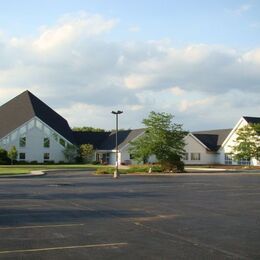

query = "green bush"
[161,160,184,173]
[0,148,10,165]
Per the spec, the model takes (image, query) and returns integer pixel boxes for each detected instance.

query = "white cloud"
[228,4,251,16]
[0,12,259,131]
[129,25,140,32]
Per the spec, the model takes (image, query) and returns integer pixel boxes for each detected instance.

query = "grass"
[0,164,105,175]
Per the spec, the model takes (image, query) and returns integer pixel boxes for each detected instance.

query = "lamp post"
[112,110,123,178]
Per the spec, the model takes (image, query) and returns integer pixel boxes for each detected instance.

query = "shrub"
[161,160,184,173]
[0,148,10,165]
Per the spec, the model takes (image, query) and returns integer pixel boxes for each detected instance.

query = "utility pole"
[111,110,123,178]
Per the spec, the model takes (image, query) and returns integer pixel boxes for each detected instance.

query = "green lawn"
[0,164,104,175]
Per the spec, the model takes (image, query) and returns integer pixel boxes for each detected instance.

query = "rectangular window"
[44,153,50,161]
[238,158,250,165]
[36,120,43,130]
[28,119,35,130]
[184,153,189,160]
[19,153,26,160]
[19,137,26,147]
[191,153,200,160]
[44,137,50,148]
[225,154,232,165]
[59,138,66,147]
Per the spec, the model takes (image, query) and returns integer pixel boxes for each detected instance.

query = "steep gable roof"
[192,129,232,151]
[0,90,74,143]
[243,116,260,124]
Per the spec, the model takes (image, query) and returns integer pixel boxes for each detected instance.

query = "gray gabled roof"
[243,116,260,124]
[192,129,232,151]
[0,90,75,143]
[98,128,145,150]
[74,128,145,150]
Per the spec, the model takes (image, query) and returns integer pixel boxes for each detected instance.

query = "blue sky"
[1,0,260,47]
[0,0,259,130]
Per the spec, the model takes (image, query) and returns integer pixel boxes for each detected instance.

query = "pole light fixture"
[111,110,123,178]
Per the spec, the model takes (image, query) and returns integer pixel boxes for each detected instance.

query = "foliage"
[95,165,163,174]
[129,111,187,168]
[231,123,260,163]
[72,126,105,132]
[128,134,152,163]
[63,144,78,163]
[80,144,94,163]
[0,147,10,165]
[7,146,18,165]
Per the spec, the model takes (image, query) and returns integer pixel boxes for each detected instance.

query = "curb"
[0,170,46,178]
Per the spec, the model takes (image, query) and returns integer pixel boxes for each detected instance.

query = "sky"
[0,0,259,131]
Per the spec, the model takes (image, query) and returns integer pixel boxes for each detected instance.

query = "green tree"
[0,148,10,165]
[231,123,260,164]
[7,146,18,165]
[129,111,188,171]
[80,144,94,163]
[128,134,152,164]
[63,144,78,163]
[73,126,105,132]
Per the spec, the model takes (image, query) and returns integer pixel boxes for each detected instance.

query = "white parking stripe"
[0,223,85,230]
[0,242,128,254]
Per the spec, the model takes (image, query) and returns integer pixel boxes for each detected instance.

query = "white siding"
[220,118,259,166]
[0,117,71,163]
[184,134,218,165]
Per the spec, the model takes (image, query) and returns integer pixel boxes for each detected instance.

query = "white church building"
[0,91,259,166]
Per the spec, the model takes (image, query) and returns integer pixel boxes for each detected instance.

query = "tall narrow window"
[184,153,189,160]
[19,153,26,160]
[44,153,50,161]
[59,138,66,147]
[224,153,232,165]
[44,137,50,148]
[19,137,26,147]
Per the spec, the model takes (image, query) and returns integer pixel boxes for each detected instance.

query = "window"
[19,137,26,147]
[184,153,189,160]
[59,138,66,147]
[11,131,18,141]
[238,158,250,165]
[36,120,43,130]
[20,126,26,135]
[52,132,58,141]
[191,153,200,160]
[28,119,35,130]
[225,154,232,165]
[43,126,51,136]
[19,153,26,160]
[44,153,50,161]
[44,137,50,148]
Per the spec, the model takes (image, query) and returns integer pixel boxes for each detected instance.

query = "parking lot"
[0,171,260,260]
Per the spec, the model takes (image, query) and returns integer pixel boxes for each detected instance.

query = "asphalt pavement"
[0,171,259,259]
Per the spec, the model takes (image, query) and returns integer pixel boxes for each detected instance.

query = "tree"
[128,134,152,164]
[0,148,10,165]
[72,126,105,132]
[7,146,18,165]
[231,123,260,164]
[63,144,78,163]
[80,144,94,163]
[129,111,188,171]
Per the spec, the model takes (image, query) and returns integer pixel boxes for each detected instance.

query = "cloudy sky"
[0,0,259,131]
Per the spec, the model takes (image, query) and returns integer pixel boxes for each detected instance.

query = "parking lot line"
[0,223,85,230]
[0,242,128,255]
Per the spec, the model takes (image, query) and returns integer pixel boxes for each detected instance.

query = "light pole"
[112,110,123,178]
